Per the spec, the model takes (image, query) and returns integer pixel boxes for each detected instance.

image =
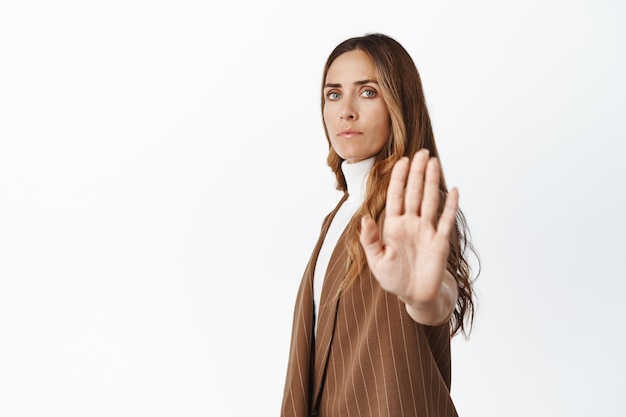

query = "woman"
[281,33,477,417]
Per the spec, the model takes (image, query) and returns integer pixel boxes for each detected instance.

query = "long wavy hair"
[321,33,479,337]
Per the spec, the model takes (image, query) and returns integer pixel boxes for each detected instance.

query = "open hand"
[359,149,458,323]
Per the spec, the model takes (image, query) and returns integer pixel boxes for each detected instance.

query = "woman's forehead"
[326,50,377,84]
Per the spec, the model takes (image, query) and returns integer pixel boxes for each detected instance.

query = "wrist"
[403,271,458,326]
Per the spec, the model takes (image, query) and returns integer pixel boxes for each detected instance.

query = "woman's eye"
[327,92,341,100]
[361,89,377,98]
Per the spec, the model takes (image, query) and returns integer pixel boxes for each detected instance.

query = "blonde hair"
[321,33,478,336]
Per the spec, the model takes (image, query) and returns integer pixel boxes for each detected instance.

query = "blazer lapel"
[311,214,350,408]
[311,207,387,407]
[281,193,348,417]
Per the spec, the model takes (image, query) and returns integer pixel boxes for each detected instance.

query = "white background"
[1,1,625,416]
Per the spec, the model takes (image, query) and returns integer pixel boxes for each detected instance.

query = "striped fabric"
[281,194,458,417]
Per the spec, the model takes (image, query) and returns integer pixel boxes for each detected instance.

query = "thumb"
[359,216,383,260]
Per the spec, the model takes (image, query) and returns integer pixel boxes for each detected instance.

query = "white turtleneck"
[313,156,375,332]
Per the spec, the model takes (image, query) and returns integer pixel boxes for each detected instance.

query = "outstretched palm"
[359,149,458,308]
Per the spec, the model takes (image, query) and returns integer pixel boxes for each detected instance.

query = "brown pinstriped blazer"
[281,194,458,417]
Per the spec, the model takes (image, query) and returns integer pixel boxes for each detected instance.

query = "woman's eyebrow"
[355,79,378,86]
[323,79,379,89]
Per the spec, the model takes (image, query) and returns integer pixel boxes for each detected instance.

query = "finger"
[420,157,442,224]
[404,149,430,215]
[385,157,410,217]
[437,187,459,239]
[359,216,384,262]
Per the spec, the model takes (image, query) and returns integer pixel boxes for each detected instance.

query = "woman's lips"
[338,130,362,138]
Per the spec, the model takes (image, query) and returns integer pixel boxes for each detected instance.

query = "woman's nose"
[340,102,357,120]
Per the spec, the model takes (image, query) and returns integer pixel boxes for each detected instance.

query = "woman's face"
[323,50,391,164]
